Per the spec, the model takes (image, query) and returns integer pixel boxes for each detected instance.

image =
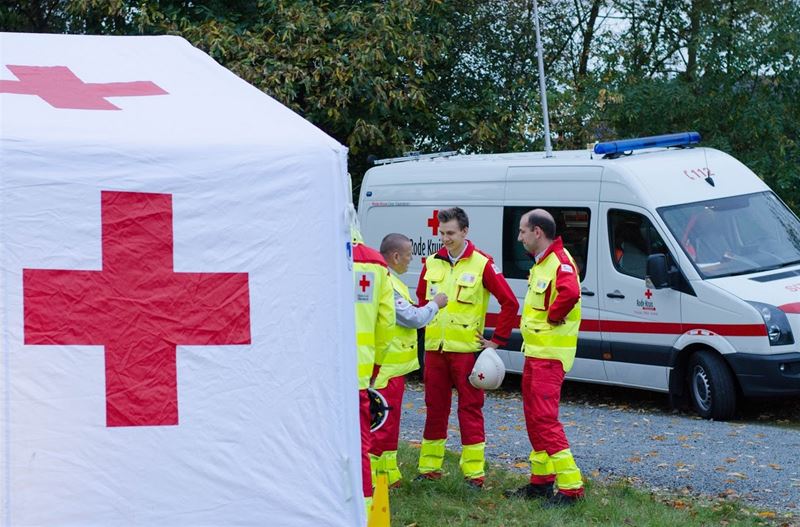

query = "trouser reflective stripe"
[529,449,555,481]
[551,448,583,490]
[371,450,401,486]
[418,438,446,474]
[364,497,373,521]
[459,442,485,479]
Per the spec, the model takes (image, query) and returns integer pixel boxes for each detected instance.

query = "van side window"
[608,210,667,279]
[503,207,590,281]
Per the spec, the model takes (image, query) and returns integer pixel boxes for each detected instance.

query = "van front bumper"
[725,352,800,397]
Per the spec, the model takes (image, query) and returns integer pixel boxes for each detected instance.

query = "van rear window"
[502,207,590,281]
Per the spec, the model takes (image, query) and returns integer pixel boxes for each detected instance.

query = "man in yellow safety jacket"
[370,233,448,488]
[504,208,585,507]
[352,230,395,512]
[415,207,519,488]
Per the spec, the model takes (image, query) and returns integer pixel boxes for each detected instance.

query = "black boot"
[542,491,582,508]
[503,482,554,499]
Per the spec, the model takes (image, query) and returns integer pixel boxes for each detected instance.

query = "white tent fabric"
[0,32,362,526]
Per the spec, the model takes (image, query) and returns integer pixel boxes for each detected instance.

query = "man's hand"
[477,333,498,350]
[433,292,448,309]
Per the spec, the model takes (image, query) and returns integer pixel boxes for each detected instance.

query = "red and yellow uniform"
[353,240,395,506]
[416,241,518,482]
[369,274,429,487]
[520,236,584,498]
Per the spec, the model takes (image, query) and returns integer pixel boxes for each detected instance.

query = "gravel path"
[399,384,800,514]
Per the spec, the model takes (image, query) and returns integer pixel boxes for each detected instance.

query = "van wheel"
[687,350,737,420]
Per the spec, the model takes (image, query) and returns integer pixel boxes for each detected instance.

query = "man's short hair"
[380,232,411,256]
[438,207,469,230]
[525,209,556,239]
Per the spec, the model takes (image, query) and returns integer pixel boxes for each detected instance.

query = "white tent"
[0,32,363,526]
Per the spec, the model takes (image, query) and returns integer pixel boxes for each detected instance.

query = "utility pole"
[532,0,553,157]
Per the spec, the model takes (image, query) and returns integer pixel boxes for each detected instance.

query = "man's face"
[518,216,539,254]
[393,240,413,274]
[439,219,468,255]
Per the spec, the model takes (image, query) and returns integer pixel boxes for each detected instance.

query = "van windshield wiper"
[713,259,800,279]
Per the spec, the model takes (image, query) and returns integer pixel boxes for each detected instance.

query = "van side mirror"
[646,254,670,289]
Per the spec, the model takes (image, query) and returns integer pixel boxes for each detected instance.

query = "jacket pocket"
[449,311,481,333]
[456,273,480,304]
[526,277,551,311]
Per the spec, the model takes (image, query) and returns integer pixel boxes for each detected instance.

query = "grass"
[387,442,784,527]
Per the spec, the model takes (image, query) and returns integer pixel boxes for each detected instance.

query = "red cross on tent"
[23,191,251,427]
[427,209,440,235]
[0,65,168,110]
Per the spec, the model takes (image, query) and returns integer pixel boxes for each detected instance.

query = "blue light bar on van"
[594,132,701,156]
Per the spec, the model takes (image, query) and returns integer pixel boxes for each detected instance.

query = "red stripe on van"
[484,313,765,337]
[779,302,800,313]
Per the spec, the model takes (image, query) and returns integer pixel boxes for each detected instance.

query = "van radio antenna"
[532,0,553,158]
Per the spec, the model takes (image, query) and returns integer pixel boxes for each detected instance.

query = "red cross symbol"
[23,191,251,427]
[427,209,440,235]
[1,65,168,110]
[359,274,371,292]
[478,373,485,381]
[644,289,653,299]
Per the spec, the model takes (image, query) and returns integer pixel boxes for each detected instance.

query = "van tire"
[687,350,737,420]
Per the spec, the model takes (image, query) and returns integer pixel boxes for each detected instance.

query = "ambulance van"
[357,132,800,420]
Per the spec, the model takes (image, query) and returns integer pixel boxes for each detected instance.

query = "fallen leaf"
[724,457,737,463]
[404,402,414,409]
[727,472,747,479]
[498,425,509,431]
[513,462,528,469]
[758,511,776,518]
[628,456,642,463]
[677,435,689,441]
[650,435,666,441]
[768,463,782,470]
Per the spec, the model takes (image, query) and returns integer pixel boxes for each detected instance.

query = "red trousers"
[422,351,485,445]
[370,375,405,455]
[359,389,373,498]
[522,356,584,497]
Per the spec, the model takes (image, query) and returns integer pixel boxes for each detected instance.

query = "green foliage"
[1,0,798,209]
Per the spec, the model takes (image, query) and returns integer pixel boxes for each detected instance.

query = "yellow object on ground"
[368,473,391,527]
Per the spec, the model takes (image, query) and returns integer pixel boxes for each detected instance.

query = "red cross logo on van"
[644,289,653,299]
[427,210,439,235]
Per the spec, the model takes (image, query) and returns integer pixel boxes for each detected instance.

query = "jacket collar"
[533,237,564,264]
[434,240,475,263]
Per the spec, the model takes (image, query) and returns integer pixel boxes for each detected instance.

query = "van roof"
[364,146,771,209]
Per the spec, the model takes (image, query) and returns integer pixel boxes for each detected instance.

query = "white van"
[357,133,800,420]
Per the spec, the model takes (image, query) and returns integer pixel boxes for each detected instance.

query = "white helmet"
[469,348,506,390]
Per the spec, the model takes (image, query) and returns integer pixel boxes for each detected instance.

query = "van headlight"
[747,301,795,346]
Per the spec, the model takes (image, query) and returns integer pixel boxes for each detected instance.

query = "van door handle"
[606,290,625,299]
[580,288,595,297]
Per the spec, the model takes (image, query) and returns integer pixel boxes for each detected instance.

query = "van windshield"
[659,191,800,279]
